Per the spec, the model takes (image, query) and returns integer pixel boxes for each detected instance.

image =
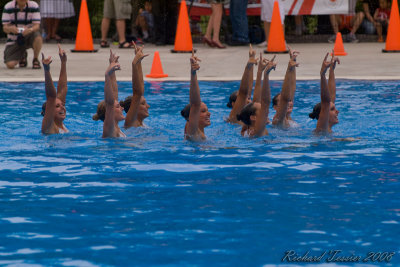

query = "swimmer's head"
[236,102,260,126]
[120,96,150,120]
[93,101,106,121]
[181,102,211,128]
[227,91,238,108]
[309,102,339,126]
[41,98,66,122]
[273,93,293,114]
[92,100,124,122]
[309,102,321,120]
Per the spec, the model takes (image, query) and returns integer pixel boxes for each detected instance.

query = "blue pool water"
[0,80,399,266]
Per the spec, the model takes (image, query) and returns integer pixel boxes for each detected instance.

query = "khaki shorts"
[103,0,132,20]
[4,31,41,63]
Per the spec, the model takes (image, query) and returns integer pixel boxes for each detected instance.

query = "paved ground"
[0,42,399,82]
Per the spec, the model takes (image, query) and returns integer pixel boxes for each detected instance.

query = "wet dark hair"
[227,91,238,108]
[309,102,321,120]
[272,93,280,107]
[236,102,257,126]
[92,101,106,121]
[120,96,132,113]
[181,104,190,121]
[41,102,46,116]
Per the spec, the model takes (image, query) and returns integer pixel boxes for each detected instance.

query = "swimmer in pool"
[227,44,257,123]
[41,44,69,134]
[272,47,299,128]
[93,50,125,138]
[181,51,210,141]
[237,54,276,137]
[121,43,150,128]
[309,51,340,134]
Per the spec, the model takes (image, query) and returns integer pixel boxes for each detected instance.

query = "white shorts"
[261,0,285,24]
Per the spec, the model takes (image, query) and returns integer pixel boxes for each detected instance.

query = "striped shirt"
[2,0,41,46]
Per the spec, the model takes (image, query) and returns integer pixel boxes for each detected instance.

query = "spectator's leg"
[130,0,139,38]
[5,61,18,69]
[101,17,111,41]
[264,21,270,42]
[329,15,340,34]
[52,19,61,40]
[295,15,303,35]
[137,16,149,39]
[205,8,215,40]
[229,0,249,43]
[350,12,364,35]
[45,18,53,41]
[211,3,223,44]
[32,34,42,60]
[376,21,383,42]
[4,44,22,69]
[116,19,127,44]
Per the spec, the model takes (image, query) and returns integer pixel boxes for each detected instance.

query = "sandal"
[118,41,133,49]
[100,40,109,48]
[32,58,41,69]
[19,51,27,68]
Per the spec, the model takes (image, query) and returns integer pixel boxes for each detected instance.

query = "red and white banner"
[285,0,349,15]
[183,0,350,16]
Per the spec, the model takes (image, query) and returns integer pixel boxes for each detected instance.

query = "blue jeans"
[230,0,249,42]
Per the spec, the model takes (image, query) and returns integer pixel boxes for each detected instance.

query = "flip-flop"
[19,51,27,68]
[32,58,41,69]
[100,40,109,48]
[118,41,133,49]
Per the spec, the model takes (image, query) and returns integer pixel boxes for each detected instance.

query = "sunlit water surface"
[0,80,399,266]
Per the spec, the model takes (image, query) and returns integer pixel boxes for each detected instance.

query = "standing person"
[100,0,133,48]
[1,0,42,69]
[228,0,249,46]
[259,0,285,48]
[41,44,69,134]
[40,0,75,42]
[203,0,226,49]
[152,0,177,45]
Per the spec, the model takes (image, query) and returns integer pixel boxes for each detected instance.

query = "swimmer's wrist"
[191,70,197,76]
[43,64,50,71]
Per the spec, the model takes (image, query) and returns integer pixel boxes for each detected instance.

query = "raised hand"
[321,52,331,76]
[257,52,269,73]
[266,55,277,74]
[248,44,258,65]
[109,49,119,64]
[132,44,149,65]
[106,61,121,76]
[330,50,340,70]
[58,44,67,63]
[288,46,299,69]
[41,53,52,71]
[190,50,201,74]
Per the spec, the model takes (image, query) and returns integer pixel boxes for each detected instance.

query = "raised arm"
[254,56,276,137]
[273,48,299,126]
[247,44,255,99]
[124,44,148,128]
[187,51,202,137]
[316,52,332,133]
[328,51,340,103]
[56,44,68,104]
[41,54,56,134]
[253,52,265,103]
[229,45,258,122]
[108,50,119,101]
[103,61,121,138]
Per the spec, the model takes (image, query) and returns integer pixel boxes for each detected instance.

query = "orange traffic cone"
[171,0,195,53]
[146,51,168,78]
[265,1,288,54]
[383,0,400,52]
[71,0,97,52]
[332,32,347,56]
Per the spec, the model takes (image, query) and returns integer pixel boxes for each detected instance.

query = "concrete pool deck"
[0,42,399,82]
